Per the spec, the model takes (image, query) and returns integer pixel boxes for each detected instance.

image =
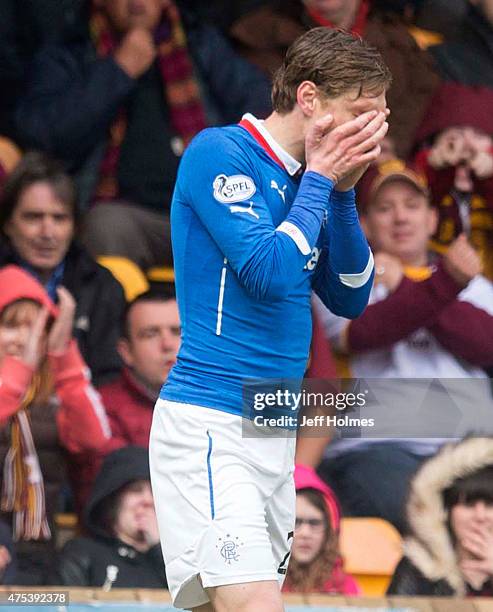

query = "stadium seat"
[55,513,79,549]
[339,517,403,596]
[146,266,175,283]
[408,26,444,49]
[98,256,149,301]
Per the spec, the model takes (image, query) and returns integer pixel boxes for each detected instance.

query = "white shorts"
[149,399,296,610]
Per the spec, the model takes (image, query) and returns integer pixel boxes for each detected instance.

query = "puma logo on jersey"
[230,201,260,219]
[270,180,287,203]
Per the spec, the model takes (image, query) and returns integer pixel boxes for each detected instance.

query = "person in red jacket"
[102,286,180,448]
[283,464,360,595]
[0,265,111,584]
[73,287,180,510]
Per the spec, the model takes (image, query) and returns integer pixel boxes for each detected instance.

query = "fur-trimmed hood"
[404,437,493,595]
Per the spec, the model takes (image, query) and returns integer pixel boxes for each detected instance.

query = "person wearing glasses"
[283,465,360,596]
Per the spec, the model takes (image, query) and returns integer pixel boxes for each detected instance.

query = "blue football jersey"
[161,114,374,415]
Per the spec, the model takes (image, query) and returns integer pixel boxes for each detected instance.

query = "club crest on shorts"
[213,174,256,203]
[216,534,244,564]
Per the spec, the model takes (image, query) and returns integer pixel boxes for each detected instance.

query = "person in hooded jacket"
[413,82,493,281]
[0,265,111,584]
[283,464,360,595]
[56,446,167,589]
[388,437,493,597]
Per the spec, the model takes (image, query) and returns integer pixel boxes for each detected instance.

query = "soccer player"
[149,27,391,612]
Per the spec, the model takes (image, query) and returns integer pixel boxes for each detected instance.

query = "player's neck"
[263,111,306,165]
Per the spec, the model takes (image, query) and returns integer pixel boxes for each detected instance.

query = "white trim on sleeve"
[276,221,311,256]
[338,250,374,289]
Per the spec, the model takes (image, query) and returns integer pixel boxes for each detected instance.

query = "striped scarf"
[91,2,207,200]
[1,376,51,541]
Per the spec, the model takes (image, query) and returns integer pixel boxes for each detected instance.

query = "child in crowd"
[283,465,360,596]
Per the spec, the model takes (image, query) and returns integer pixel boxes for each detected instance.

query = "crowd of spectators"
[0,0,492,599]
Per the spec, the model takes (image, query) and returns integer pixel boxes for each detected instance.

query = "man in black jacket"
[56,446,167,589]
[0,152,125,385]
[14,0,271,270]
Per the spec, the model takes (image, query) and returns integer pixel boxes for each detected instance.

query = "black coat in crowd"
[56,446,167,589]
[388,556,493,597]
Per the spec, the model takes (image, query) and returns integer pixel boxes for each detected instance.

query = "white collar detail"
[242,113,302,177]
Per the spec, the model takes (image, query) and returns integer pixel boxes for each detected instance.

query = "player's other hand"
[443,233,482,287]
[305,110,388,188]
[114,27,157,79]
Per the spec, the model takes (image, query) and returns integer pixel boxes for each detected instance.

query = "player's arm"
[180,130,333,302]
[312,188,374,318]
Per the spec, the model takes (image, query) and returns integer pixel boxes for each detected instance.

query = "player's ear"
[296,81,319,117]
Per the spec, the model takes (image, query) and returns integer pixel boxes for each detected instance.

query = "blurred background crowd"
[0,0,492,600]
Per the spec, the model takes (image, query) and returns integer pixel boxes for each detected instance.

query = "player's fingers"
[309,113,334,143]
[331,110,378,141]
[351,143,382,166]
[340,112,386,152]
[346,120,389,157]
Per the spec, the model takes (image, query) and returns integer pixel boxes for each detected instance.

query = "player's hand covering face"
[305,88,389,190]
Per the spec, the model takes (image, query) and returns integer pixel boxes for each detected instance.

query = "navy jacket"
[14,24,272,170]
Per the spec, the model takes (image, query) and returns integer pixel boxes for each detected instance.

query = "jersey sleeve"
[312,188,374,318]
[179,129,334,302]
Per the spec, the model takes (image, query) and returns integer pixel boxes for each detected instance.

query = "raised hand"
[22,306,49,369]
[469,149,493,180]
[428,128,469,169]
[47,287,76,355]
[460,524,493,585]
[306,110,389,189]
[114,27,157,79]
[443,234,482,287]
[136,504,161,547]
